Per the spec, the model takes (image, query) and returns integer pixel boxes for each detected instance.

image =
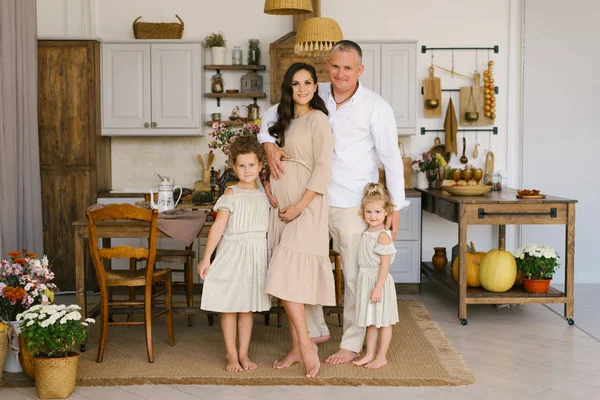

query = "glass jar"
[484,173,503,191]
[232,46,243,65]
[248,39,261,65]
[211,73,224,93]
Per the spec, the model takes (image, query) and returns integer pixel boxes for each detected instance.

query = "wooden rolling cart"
[418,188,576,326]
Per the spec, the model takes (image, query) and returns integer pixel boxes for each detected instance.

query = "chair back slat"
[85,204,159,293]
[99,246,149,260]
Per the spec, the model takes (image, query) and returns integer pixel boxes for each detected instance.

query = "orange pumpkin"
[452,242,486,287]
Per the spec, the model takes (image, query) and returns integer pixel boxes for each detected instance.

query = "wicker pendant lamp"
[294,17,343,57]
[264,0,313,15]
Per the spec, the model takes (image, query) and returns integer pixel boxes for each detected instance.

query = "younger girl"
[352,183,399,369]
[198,135,271,373]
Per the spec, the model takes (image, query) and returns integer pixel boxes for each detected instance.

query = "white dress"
[355,229,399,328]
[200,186,271,313]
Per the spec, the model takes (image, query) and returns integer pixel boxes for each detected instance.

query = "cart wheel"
[460,318,468,326]
[567,318,575,326]
[80,343,86,352]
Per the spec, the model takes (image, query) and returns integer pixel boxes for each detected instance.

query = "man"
[258,40,410,365]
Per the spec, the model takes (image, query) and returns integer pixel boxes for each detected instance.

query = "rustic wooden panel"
[41,169,96,290]
[270,32,329,104]
[38,40,108,290]
[433,198,458,222]
[38,45,92,167]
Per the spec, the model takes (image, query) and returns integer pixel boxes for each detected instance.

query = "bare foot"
[311,335,331,345]
[324,348,358,365]
[239,356,257,371]
[226,355,244,373]
[273,349,302,369]
[365,357,388,369]
[300,342,320,378]
[351,354,375,367]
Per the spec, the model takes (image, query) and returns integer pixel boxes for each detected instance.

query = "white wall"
[39,1,600,282]
[522,0,599,283]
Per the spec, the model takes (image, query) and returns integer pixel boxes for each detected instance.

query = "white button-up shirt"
[258,82,410,211]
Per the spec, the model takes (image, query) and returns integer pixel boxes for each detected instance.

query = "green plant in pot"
[204,31,227,65]
[514,243,560,294]
[17,304,94,399]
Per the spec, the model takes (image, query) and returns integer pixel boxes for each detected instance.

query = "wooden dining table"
[72,217,211,321]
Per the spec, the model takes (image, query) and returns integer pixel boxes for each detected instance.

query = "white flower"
[26,320,35,327]
[81,322,89,327]
[85,318,95,324]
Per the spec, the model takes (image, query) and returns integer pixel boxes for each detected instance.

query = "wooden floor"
[3,282,600,399]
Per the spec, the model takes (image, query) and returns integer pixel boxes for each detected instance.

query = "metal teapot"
[149,174,182,212]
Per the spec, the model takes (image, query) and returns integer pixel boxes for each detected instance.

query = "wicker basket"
[133,15,184,39]
[18,334,35,379]
[0,331,8,380]
[34,352,79,399]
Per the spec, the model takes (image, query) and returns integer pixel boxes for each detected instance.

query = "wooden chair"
[85,204,174,363]
[139,193,196,327]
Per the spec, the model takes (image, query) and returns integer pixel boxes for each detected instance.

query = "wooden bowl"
[441,185,492,196]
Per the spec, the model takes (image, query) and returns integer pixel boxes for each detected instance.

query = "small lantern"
[241,71,263,93]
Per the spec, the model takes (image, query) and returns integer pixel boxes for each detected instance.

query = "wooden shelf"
[205,121,245,127]
[421,262,567,304]
[205,92,266,106]
[204,65,265,71]
[205,92,266,99]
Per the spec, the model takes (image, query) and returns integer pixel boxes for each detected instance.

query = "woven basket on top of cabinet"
[132,15,184,39]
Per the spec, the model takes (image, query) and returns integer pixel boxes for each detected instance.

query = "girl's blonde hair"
[360,182,395,222]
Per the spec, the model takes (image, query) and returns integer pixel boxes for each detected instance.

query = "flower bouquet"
[208,118,261,157]
[411,152,447,188]
[0,249,58,374]
[0,249,58,323]
[17,304,93,399]
[514,243,560,293]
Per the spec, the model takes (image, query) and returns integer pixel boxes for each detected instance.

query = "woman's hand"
[370,287,383,303]
[278,203,304,223]
[263,180,279,208]
[264,143,291,180]
[197,258,211,280]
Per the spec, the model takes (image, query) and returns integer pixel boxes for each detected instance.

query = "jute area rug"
[2,300,474,387]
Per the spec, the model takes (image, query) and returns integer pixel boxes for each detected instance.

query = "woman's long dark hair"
[268,62,328,147]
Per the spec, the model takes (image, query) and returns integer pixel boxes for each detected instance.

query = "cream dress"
[265,110,335,306]
[355,229,399,327]
[200,185,271,313]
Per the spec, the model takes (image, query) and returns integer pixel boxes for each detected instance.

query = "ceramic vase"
[211,46,226,65]
[432,247,448,270]
[416,171,428,189]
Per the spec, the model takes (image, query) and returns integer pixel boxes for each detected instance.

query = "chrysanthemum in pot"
[514,243,560,294]
[17,304,94,399]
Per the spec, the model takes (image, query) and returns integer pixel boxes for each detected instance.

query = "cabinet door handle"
[144,122,149,128]
[151,122,157,128]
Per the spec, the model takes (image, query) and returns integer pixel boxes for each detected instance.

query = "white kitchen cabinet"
[391,196,421,284]
[357,42,417,135]
[102,42,201,136]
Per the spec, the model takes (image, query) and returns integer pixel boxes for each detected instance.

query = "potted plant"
[204,31,227,65]
[514,243,560,294]
[1,249,58,374]
[17,304,94,399]
[411,151,446,189]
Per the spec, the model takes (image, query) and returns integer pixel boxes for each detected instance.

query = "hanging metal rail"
[421,45,499,53]
[420,127,498,135]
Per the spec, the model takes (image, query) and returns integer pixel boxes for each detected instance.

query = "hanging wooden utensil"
[484,151,495,178]
[423,66,442,118]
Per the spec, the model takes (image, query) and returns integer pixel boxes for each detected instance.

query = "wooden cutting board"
[459,72,494,126]
[483,151,495,185]
[423,66,442,118]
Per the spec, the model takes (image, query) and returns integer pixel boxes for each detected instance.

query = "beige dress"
[200,186,271,313]
[355,230,399,327]
[265,110,335,306]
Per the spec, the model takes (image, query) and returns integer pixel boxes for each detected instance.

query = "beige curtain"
[0,0,43,256]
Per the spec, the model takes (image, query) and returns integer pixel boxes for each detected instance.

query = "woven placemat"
[1,300,474,387]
